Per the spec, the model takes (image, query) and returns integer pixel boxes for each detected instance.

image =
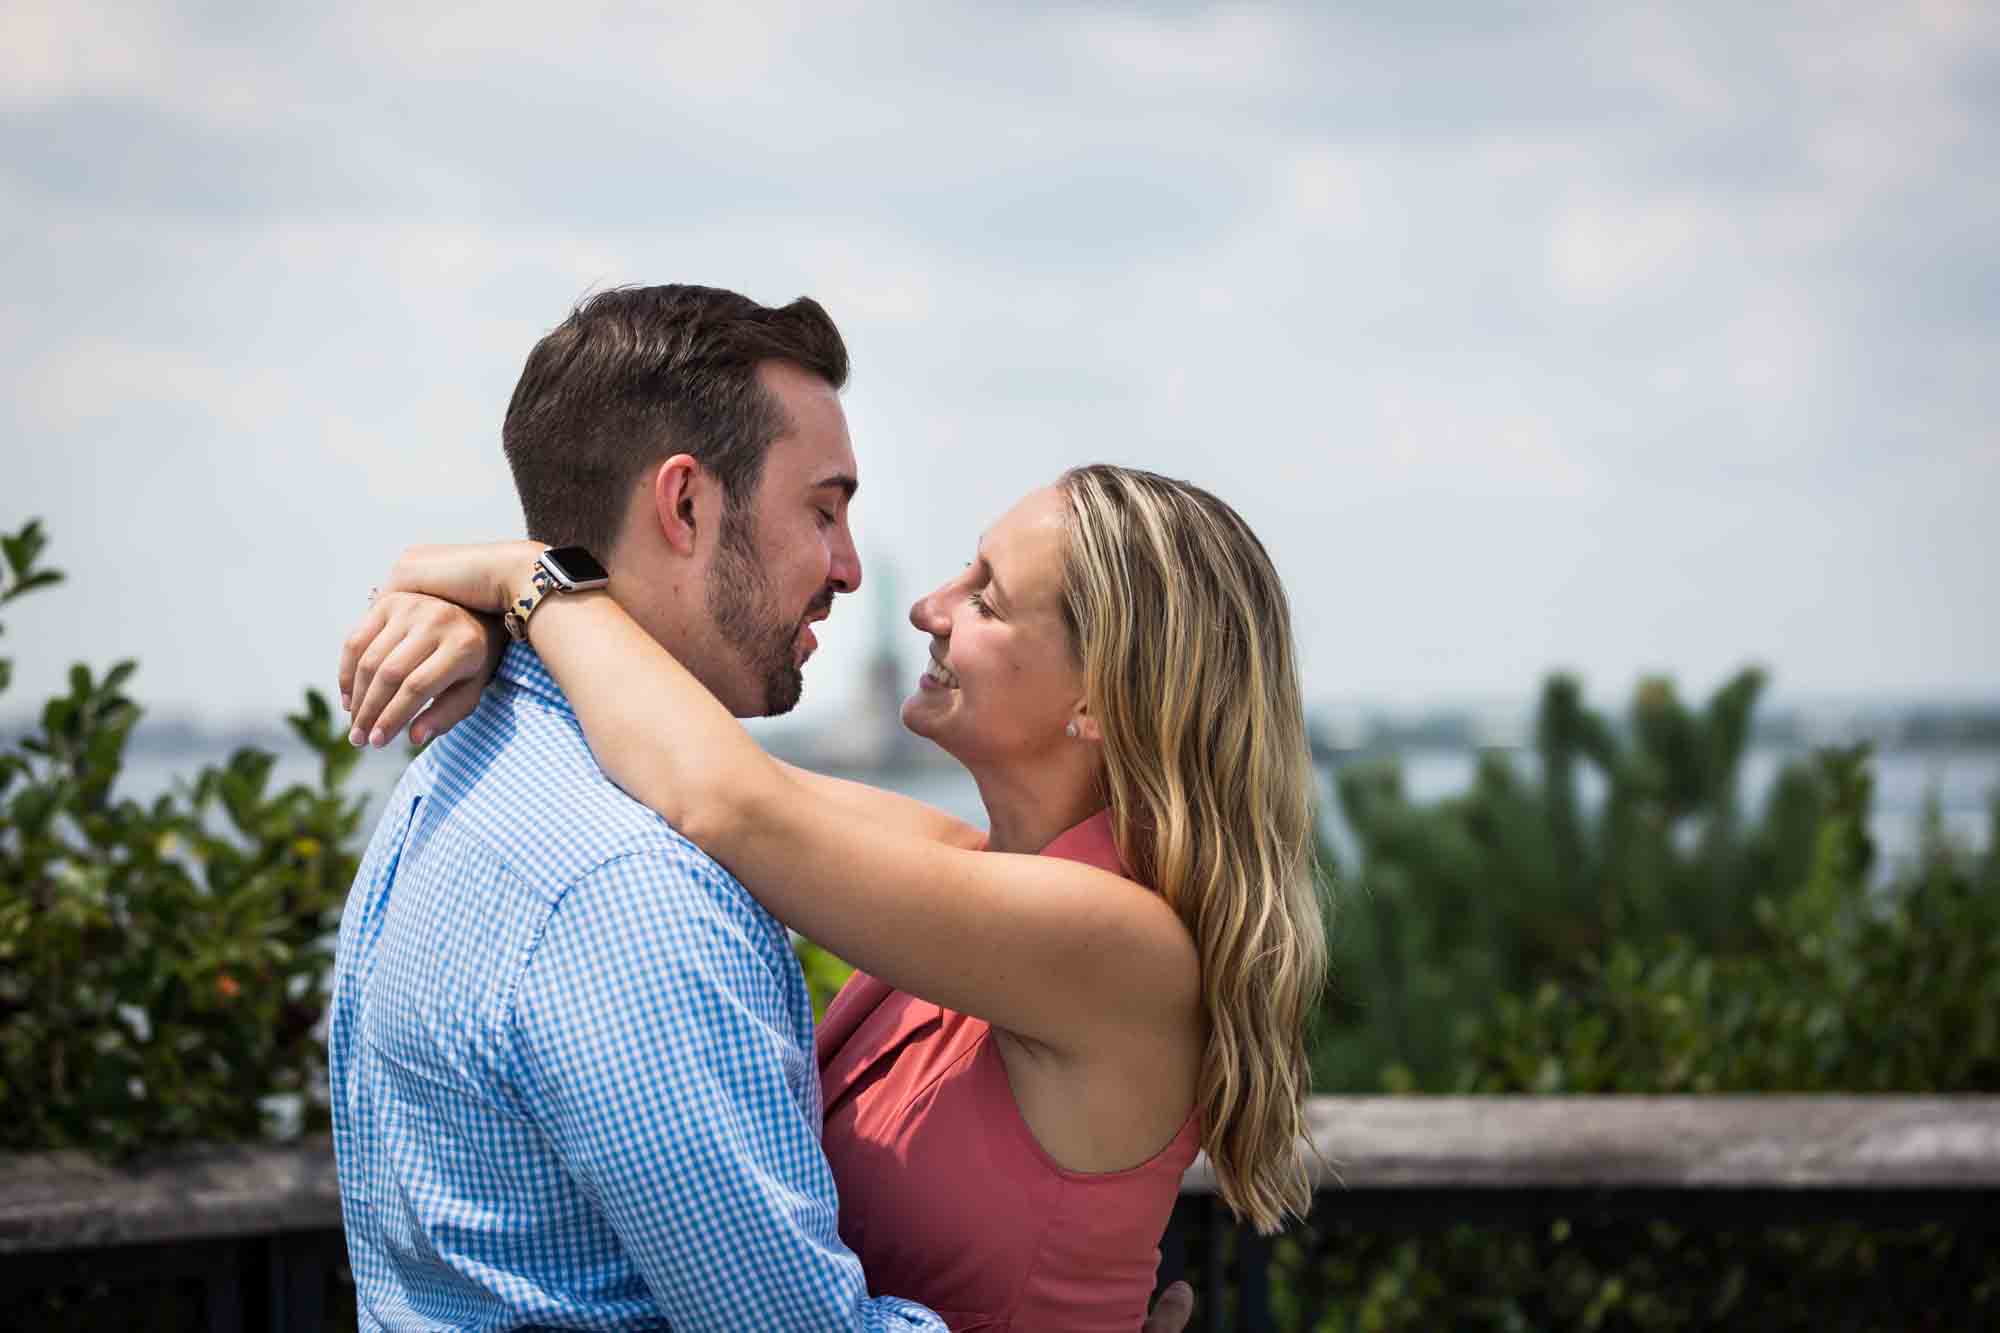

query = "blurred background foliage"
[1312,667,2000,1096]
[1,521,361,1155]
[5,516,1997,1327]
[796,935,858,1018]
[1293,668,2000,1329]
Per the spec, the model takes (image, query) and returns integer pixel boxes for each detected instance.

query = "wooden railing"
[4,1097,1996,1331]
[1159,1096,2000,1331]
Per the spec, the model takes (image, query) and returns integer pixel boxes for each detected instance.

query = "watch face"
[541,546,610,588]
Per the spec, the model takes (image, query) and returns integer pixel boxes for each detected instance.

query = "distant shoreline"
[10,697,2000,762]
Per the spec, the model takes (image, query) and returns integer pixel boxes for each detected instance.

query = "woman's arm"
[339,585,986,852]
[774,764,987,853]
[347,545,1197,1057]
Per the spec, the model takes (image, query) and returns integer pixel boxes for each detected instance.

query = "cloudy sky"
[6,1,1996,735]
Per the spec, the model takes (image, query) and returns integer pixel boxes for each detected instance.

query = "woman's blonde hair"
[1058,464,1327,1234]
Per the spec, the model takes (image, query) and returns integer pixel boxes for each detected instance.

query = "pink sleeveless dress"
[815,811,1201,1332]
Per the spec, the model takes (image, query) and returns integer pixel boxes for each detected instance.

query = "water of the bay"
[115,741,1999,884]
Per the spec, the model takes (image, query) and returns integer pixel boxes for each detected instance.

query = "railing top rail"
[1180,1095,2000,1194]
[3,1097,1996,1252]
[0,1134,342,1254]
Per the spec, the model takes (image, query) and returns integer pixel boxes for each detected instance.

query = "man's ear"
[652,454,704,557]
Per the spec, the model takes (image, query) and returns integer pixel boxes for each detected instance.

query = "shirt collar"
[493,641,576,718]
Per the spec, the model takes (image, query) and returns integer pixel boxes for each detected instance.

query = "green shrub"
[1455,745,2000,1095]
[1282,681,2000,1329]
[0,520,366,1155]
[1314,669,1832,1092]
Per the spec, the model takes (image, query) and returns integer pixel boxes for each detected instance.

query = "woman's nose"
[909,582,952,636]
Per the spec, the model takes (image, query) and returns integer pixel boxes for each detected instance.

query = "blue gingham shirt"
[330,644,945,1331]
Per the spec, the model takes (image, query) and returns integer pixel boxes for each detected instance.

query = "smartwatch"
[503,546,610,641]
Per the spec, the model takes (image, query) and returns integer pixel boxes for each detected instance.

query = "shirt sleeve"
[507,846,945,1332]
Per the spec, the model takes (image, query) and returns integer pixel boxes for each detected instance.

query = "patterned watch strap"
[502,566,556,642]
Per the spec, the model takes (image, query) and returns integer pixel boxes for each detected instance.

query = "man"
[329,286,1194,1330]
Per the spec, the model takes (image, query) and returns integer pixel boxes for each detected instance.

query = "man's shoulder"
[428,685,750,905]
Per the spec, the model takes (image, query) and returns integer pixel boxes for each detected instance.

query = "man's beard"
[705,511,828,717]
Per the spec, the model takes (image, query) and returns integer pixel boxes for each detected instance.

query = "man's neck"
[607,572,755,718]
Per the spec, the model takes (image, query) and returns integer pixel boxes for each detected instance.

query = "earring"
[1065,721,1079,738]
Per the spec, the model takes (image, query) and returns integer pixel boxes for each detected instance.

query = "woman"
[340,464,1325,1330]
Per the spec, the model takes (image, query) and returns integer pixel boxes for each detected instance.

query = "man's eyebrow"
[811,473,859,501]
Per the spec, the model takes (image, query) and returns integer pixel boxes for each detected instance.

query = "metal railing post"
[1235,1225,1272,1332]
[202,1239,244,1333]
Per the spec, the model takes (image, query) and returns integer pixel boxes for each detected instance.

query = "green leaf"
[0,520,42,578]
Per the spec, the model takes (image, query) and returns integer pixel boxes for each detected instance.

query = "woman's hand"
[382,540,548,616]
[338,591,507,748]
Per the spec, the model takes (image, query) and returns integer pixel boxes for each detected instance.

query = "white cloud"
[336,0,818,97]
[1547,197,1716,305]
[1599,6,1739,123]
[0,0,175,104]
[1064,6,1295,90]
[1279,146,1392,236]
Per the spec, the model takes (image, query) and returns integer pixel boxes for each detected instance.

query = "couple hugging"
[329,284,1325,1331]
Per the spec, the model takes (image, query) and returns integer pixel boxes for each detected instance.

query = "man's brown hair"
[502,284,849,552]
